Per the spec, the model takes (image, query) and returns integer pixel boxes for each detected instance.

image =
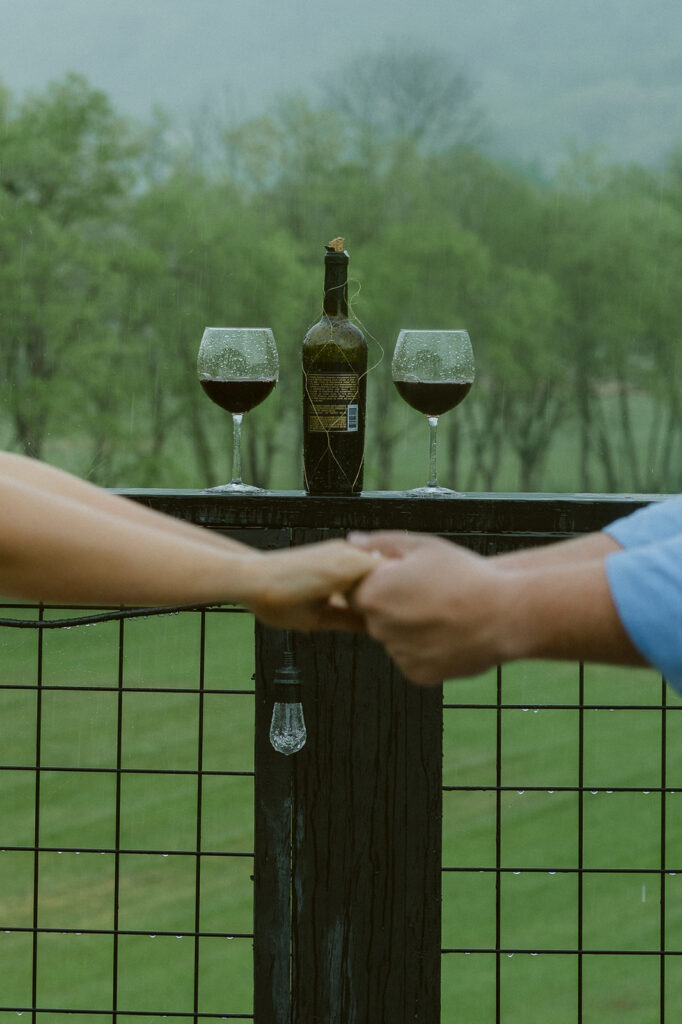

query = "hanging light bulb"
[269,635,307,755]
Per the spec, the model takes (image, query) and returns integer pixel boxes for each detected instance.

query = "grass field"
[0,604,680,1022]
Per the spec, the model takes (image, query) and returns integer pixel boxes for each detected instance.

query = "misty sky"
[1,0,681,170]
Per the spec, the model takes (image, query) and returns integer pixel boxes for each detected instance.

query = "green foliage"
[0,68,680,492]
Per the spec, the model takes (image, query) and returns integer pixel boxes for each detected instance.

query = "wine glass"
[197,327,279,492]
[392,329,474,494]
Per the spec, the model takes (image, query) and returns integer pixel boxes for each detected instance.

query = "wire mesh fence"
[0,601,256,1020]
[0,491,676,1022]
[441,660,681,1023]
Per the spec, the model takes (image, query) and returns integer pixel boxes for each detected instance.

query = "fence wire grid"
[0,491,679,1022]
[0,601,256,1021]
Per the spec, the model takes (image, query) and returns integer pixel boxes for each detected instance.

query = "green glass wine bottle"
[302,238,367,495]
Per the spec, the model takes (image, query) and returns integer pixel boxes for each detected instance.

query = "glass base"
[203,481,263,493]
[407,484,460,496]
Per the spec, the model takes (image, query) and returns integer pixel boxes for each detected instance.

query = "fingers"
[347,530,435,559]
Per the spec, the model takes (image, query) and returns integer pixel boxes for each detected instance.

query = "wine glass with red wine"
[198,327,279,492]
[392,329,474,494]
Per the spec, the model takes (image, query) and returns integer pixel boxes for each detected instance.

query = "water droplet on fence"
[547,790,555,795]
[548,871,557,876]
[513,871,521,875]
[176,934,183,939]
[226,935,234,940]
[149,933,156,939]
[590,790,598,795]
[507,952,514,958]
[532,709,539,713]
[517,790,525,795]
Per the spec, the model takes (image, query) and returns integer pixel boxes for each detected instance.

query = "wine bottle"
[302,238,367,495]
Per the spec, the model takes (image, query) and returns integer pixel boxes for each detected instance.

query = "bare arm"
[495,530,623,569]
[0,453,242,552]
[0,454,375,629]
[348,532,644,685]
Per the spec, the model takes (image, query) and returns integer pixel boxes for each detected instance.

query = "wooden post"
[290,629,442,1024]
[254,526,442,1022]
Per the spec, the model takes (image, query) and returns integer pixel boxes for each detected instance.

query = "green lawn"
[0,607,679,1021]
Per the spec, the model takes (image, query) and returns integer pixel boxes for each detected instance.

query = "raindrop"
[513,870,521,876]
[643,791,651,795]
[226,935,234,940]
[532,709,539,714]
[175,935,183,939]
[530,952,539,957]
[590,790,598,795]
[149,934,156,939]
[547,790,555,795]
[507,953,514,958]
[548,871,557,876]
[517,790,525,795]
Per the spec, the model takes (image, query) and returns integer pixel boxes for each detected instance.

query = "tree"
[323,41,486,154]
[0,76,143,467]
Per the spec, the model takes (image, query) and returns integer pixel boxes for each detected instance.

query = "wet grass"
[0,610,680,1020]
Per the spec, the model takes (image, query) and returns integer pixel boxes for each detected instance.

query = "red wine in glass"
[392,330,474,493]
[197,327,279,491]
[199,377,277,415]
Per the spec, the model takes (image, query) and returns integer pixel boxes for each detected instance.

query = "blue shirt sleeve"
[603,498,682,692]
[604,495,682,549]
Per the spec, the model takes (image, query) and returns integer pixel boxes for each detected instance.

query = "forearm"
[0,475,260,606]
[0,453,242,553]
[498,559,646,668]
[495,531,622,570]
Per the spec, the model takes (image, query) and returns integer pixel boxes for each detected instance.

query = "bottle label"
[305,372,360,433]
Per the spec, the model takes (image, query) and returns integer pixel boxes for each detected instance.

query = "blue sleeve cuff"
[605,536,682,693]
[604,495,682,550]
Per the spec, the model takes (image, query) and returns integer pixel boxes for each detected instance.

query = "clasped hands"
[246,532,509,686]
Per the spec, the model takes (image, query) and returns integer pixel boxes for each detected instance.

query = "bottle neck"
[322,253,349,318]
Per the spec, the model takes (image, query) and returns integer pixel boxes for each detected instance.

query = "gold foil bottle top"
[327,237,345,252]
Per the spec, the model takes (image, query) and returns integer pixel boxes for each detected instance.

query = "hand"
[243,539,377,631]
[348,531,510,684]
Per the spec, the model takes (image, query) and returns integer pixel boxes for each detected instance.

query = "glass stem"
[231,413,244,485]
[427,416,439,488]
